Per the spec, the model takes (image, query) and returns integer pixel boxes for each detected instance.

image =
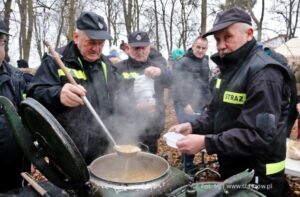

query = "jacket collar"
[128,56,150,68]
[60,41,105,69]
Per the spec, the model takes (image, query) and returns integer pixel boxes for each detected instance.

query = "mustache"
[136,51,145,56]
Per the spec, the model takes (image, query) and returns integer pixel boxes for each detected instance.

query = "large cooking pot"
[0,97,190,196]
[90,152,169,184]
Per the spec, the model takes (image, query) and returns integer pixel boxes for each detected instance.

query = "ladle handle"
[44,41,77,86]
[44,41,117,146]
[82,96,116,145]
[21,172,51,197]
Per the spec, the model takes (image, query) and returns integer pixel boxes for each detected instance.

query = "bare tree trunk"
[122,0,133,35]
[104,0,120,46]
[17,0,34,62]
[200,0,207,34]
[67,0,76,42]
[154,0,160,50]
[3,0,12,61]
[134,0,140,31]
[56,0,68,48]
[17,0,26,60]
[180,0,187,50]
[169,0,176,52]
[24,0,33,61]
[33,12,43,60]
[248,0,264,41]
[292,0,300,39]
[106,0,113,46]
[162,0,177,54]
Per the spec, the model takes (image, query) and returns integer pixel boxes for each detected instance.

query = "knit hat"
[171,49,184,61]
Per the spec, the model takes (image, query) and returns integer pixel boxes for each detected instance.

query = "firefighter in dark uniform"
[168,8,291,196]
[0,19,29,192]
[115,31,171,154]
[28,12,120,165]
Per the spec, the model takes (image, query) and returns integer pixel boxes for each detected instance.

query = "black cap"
[0,19,9,35]
[76,12,112,40]
[202,7,252,37]
[128,31,150,47]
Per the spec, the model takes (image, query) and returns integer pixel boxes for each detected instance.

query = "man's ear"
[73,31,78,44]
[246,28,254,41]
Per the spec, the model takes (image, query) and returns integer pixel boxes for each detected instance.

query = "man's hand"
[168,122,192,136]
[176,134,205,155]
[60,83,86,107]
[144,66,161,78]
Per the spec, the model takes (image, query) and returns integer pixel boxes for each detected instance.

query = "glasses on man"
[0,39,7,46]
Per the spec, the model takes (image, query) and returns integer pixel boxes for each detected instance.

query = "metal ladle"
[114,144,141,157]
[44,41,140,156]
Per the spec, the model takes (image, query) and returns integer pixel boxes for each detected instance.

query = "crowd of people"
[0,7,299,196]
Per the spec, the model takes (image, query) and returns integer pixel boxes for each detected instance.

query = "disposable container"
[163,132,184,149]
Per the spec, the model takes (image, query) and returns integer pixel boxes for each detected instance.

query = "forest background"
[0,0,300,68]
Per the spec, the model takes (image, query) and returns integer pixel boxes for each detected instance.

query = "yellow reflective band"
[58,69,87,80]
[122,72,140,79]
[266,160,285,175]
[101,62,108,84]
[216,78,221,89]
[22,93,27,99]
[77,57,108,84]
[223,91,246,105]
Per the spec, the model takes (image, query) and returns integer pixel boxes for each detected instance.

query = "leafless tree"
[66,0,76,42]
[56,0,68,48]
[154,0,160,50]
[273,0,300,40]
[200,0,207,34]
[2,0,13,61]
[248,0,264,41]
[122,0,133,35]
[16,0,34,62]
[221,0,264,41]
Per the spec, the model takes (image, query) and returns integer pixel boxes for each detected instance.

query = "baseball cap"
[0,19,9,35]
[76,12,112,40]
[202,7,252,37]
[128,31,150,47]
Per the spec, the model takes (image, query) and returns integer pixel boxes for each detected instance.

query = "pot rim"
[89,152,170,184]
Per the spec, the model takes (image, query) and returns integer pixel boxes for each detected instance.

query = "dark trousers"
[174,102,202,170]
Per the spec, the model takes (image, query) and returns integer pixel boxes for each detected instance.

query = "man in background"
[116,31,171,153]
[172,36,211,173]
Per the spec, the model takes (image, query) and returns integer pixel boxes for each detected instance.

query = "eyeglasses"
[0,39,7,46]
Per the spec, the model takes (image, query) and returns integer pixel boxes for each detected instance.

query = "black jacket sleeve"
[27,56,66,112]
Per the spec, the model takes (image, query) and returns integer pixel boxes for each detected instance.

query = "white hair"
[237,22,252,34]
